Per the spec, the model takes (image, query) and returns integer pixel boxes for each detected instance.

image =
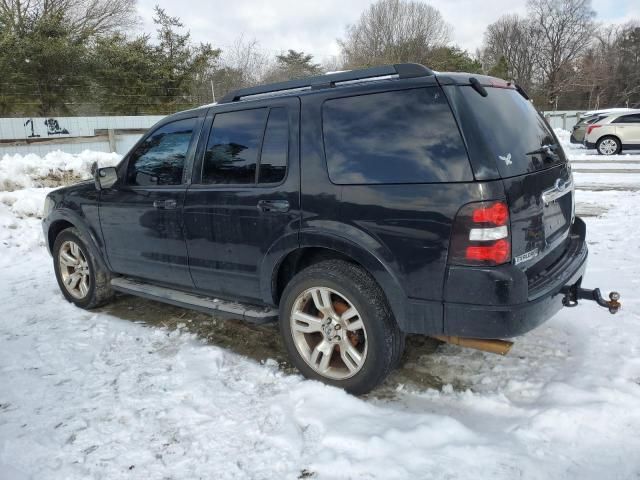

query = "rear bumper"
[570,133,583,144]
[440,218,588,339]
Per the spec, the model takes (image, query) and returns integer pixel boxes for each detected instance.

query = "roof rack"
[218,63,434,104]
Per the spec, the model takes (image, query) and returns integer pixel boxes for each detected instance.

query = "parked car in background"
[569,110,611,144]
[570,108,632,144]
[584,110,640,155]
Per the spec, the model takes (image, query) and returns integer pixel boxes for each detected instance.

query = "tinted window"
[613,114,640,124]
[586,115,605,124]
[322,88,471,184]
[127,118,195,186]
[203,109,268,184]
[259,108,288,184]
[458,87,566,177]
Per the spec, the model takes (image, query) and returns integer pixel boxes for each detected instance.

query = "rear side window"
[613,114,640,124]
[202,109,268,184]
[201,107,289,185]
[322,87,471,184]
[127,118,195,186]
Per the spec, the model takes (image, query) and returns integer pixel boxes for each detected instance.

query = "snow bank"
[0,150,120,191]
[0,150,118,252]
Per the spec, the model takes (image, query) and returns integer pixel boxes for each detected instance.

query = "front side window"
[127,118,195,186]
[202,109,268,184]
[322,87,472,184]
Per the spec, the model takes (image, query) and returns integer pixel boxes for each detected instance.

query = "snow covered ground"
[1,142,640,479]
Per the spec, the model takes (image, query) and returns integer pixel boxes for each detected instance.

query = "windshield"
[458,86,566,178]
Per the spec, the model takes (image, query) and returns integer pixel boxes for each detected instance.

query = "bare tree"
[527,0,596,107]
[338,0,451,68]
[481,15,540,91]
[0,0,138,37]
[574,24,622,109]
[321,55,346,74]
[212,35,271,99]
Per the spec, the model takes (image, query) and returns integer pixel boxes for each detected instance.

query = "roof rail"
[218,63,434,104]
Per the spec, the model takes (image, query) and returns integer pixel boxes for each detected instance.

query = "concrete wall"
[542,111,586,131]
[0,115,165,156]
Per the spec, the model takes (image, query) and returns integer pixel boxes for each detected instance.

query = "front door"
[183,97,300,301]
[99,116,201,287]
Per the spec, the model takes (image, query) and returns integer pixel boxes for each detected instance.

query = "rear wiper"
[525,144,560,162]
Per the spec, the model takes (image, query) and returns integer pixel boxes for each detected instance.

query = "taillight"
[448,200,511,266]
[586,124,601,136]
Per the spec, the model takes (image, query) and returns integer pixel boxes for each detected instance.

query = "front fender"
[43,208,110,272]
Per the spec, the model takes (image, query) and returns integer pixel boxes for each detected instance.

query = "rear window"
[580,115,603,125]
[458,87,566,177]
[322,87,472,184]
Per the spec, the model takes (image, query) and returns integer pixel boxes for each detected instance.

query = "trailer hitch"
[561,283,621,314]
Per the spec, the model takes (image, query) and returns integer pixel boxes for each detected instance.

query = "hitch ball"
[561,286,621,314]
[607,291,621,314]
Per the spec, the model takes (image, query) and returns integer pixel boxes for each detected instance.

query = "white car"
[584,110,640,155]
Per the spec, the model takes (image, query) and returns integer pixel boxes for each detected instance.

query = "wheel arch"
[45,210,110,272]
[263,234,410,331]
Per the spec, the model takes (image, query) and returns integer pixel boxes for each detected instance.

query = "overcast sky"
[136,0,640,62]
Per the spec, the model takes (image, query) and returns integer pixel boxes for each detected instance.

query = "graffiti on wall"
[23,118,70,138]
[44,118,69,135]
[24,119,40,138]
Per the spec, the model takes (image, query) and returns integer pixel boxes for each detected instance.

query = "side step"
[110,277,278,323]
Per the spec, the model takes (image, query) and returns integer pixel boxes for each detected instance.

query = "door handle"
[257,199,290,213]
[153,199,177,209]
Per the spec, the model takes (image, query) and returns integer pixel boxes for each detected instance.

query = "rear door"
[183,97,300,301]
[613,113,640,144]
[451,85,574,271]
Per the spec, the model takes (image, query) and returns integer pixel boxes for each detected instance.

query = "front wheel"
[53,227,114,309]
[596,136,621,155]
[279,260,404,395]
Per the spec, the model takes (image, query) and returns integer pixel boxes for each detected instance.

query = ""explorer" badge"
[514,248,539,265]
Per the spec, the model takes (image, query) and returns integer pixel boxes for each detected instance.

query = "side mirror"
[94,167,118,191]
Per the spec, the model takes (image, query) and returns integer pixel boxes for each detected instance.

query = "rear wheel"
[279,260,404,395]
[596,136,621,155]
[53,228,114,309]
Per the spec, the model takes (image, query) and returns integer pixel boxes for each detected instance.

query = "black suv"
[43,64,618,394]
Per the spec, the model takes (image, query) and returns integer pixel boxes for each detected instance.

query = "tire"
[279,259,405,395]
[596,136,621,155]
[52,227,114,309]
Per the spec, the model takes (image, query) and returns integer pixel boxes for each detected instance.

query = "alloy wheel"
[58,240,91,299]
[599,138,618,155]
[290,286,368,380]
